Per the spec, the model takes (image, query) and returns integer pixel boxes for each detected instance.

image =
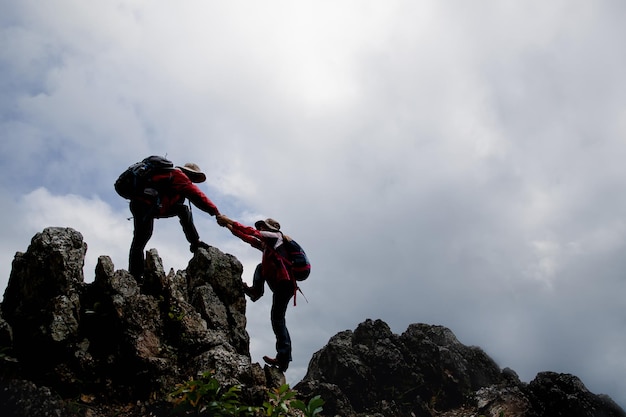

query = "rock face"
[1,227,624,417]
[0,227,276,416]
[294,319,625,417]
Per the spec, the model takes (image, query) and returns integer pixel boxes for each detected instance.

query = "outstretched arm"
[217,215,264,250]
[184,183,220,215]
[170,169,220,215]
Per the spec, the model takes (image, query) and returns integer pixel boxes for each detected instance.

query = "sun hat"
[255,218,281,232]
[178,163,206,183]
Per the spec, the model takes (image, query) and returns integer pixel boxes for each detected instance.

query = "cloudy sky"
[2,0,626,408]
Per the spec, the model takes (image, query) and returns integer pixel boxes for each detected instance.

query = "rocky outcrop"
[0,227,277,416]
[294,319,625,417]
[1,227,624,416]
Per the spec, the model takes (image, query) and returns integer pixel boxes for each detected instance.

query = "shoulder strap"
[270,232,305,306]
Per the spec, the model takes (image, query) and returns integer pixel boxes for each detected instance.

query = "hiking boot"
[243,283,262,302]
[190,240,210,253]
[263,355,289,372]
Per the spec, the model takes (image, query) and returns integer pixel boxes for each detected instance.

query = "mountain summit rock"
[1,227,623,416]
[0,227,275,416]
[295,318,625,416]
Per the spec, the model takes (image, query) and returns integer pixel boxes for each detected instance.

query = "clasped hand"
[216,214,232,227]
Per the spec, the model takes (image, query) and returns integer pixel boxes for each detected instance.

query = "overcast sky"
[2,0,626,408]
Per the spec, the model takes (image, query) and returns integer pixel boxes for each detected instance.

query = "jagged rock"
[0,309,12,346]
[474,385,533,417]
[0,379,70,417]
[526,372,625,417]
[294,319,626,417]
[0,227,273,415]
[294,319,504,416]
[1,227,86,384]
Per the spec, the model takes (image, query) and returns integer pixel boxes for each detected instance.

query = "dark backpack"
[114,155,174,200]
[279,236,311,281]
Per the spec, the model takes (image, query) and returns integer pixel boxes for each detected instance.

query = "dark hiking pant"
[128,200,199,279]
[251,263,266,298]
[271,280,294,363]
[252,264,293,363]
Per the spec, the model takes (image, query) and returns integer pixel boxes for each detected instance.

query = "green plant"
[264,384,297,417]
[168,304,186,322]
[264,384,324,417]
[291,395,325,417]
[168,371,254,416]
[169,373,324,417]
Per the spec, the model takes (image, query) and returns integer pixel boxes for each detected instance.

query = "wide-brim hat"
[255,218,281,232]
[178,163,206,183]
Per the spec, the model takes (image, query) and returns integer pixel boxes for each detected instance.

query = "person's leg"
[243,263,265,302]
[129,201,154,280]
[251,263,265,296]
[270,280,294,370]
[175,203,199,242]
[175,204,207,252]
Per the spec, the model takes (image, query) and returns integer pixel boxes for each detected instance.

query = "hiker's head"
[255,218,280,232]
[178,163,206,183]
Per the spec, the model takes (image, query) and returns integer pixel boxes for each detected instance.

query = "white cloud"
[5,188,132,282]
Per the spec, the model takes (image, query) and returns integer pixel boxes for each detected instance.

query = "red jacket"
[230,222,291,286]
[149,168,220,218]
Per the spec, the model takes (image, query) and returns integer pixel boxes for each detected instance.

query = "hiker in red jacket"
[216,214,293,372]
[128,163,220,280]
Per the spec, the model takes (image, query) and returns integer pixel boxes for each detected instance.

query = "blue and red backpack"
[278,236,311,281]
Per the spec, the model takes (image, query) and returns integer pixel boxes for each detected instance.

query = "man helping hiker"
[216,214,307,372]
[116,155,311,372]
[115,156,221,280]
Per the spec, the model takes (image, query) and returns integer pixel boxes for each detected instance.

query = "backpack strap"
[276,233,299,305]
[295,285,308,305]
[271,232,306,306]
